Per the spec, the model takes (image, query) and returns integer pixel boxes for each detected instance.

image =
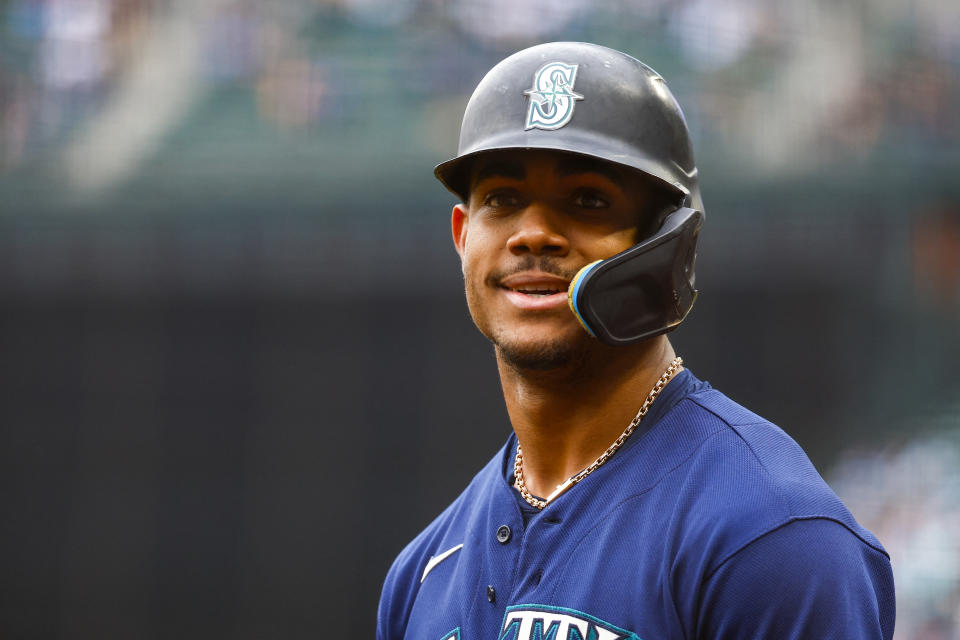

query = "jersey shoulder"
[673,386,887,560]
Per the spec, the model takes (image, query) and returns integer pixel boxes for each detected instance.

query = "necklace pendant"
[544,477,575,504]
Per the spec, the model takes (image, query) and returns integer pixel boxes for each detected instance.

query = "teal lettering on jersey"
[498,605,642,640]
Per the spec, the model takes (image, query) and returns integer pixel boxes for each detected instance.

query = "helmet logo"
[523,62,584,131]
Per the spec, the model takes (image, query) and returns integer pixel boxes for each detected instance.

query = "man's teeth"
[514,287,563,295]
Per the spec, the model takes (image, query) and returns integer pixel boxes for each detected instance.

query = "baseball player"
[378,42,894,640]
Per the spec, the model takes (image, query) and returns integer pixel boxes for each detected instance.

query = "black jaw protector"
[567,206,703,345]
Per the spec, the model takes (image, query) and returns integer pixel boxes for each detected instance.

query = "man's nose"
[506,205,569,256]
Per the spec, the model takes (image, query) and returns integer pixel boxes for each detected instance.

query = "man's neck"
[497,336,677,500]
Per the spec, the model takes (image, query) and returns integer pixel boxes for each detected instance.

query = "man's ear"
[451,203,469,259]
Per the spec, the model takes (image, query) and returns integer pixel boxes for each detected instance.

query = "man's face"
[451,150,658,371]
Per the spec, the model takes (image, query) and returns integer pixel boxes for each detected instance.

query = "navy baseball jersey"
[378,370,895,639]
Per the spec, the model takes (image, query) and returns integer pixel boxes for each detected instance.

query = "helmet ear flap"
[568,207,703,345]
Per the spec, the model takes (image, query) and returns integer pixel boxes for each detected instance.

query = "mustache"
[488,256,581,285]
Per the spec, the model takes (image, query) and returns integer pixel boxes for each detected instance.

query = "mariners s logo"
[524,62,584,131]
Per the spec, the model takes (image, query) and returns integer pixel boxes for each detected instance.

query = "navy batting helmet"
[436,42,703,345]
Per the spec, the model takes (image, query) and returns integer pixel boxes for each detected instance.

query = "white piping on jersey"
[420,543,464,583]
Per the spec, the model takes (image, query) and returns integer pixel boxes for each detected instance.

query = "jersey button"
[496,524,512,544]
[487,585,496,603]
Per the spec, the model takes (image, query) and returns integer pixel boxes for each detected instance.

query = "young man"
[378,42,894,640]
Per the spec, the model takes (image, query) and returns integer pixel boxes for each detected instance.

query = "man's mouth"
[497,272,572,309]
[504,284,567,296]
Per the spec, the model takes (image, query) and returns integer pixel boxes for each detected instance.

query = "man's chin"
[494,338,584,372]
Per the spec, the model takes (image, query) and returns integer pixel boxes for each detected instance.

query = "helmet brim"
[434,138,697,210]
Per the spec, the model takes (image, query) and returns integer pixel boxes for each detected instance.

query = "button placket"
[510,508,565,601]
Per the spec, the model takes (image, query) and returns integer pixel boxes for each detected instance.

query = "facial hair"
[469,255,589,373]
[495,338,586,372]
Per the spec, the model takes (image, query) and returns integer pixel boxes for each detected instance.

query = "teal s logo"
[524,62,584,131]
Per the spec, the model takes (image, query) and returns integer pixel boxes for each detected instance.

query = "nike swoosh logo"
[420,543,464,583]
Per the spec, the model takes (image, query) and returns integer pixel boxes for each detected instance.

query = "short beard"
[494,337,586,372]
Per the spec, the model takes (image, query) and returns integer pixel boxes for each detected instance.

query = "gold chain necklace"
[513,357,683,510]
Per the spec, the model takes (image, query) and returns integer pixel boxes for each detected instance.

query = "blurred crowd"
[1,0,958,180]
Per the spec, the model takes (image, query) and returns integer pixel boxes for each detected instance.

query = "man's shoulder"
[679,386,845,509]
[672,388,894,638]
[657,385,887,559]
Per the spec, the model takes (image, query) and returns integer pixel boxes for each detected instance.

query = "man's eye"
[573,190,609,209]
[484,192,520,208]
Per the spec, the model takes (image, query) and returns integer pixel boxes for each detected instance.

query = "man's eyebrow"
[472,159,526,185]
[555,156,626,188]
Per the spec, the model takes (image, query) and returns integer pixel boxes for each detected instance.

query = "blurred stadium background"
[1,0,958,637]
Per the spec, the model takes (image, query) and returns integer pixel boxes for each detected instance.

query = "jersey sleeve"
[697,517,895,640]
[377,540,425,640]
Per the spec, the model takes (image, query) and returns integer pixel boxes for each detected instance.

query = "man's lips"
[497,272,572,310]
